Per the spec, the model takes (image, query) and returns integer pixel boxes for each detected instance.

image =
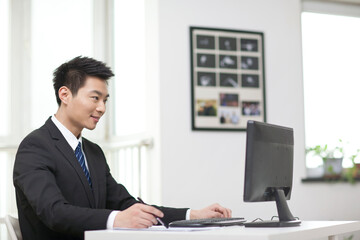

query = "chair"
[4,215,22,240]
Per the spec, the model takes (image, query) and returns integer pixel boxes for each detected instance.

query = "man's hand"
[190,203,232,219]
[113,203,164,228]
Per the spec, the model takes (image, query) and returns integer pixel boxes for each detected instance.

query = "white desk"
[85,221,360,240]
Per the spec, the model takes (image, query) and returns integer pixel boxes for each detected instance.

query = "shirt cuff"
[106,210,120,229]
[186,209,191,220]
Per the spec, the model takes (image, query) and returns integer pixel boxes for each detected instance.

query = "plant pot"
[352,163,360,178]
[323,157,343,177]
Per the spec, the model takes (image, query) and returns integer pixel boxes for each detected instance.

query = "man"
[13,56,231,240]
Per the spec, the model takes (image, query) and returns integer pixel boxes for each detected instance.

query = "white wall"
[153,0,360,223]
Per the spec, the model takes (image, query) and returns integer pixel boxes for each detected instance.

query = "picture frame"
[190,26,266,131]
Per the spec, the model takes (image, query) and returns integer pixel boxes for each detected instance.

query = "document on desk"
[114,226,219,232]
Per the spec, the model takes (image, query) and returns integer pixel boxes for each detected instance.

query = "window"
[31,0,94,129]
[0,0,95,235]
[0,3,151,236]
[0,0,10,235]
[0,0,9,136]
[113,0,147,136]
[302,12,360,168]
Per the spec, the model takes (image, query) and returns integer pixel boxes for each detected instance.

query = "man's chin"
[85,124,97,130]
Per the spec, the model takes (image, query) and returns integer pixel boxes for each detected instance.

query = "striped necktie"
[75,142,92,188]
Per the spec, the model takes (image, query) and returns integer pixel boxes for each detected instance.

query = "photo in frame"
[190,26,266,131]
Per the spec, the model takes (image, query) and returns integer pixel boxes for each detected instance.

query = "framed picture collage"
[190,27,266,131]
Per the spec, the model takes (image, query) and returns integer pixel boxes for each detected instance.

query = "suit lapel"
[45,118,96,208]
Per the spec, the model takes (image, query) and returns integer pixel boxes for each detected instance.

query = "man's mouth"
[91,116,100,122]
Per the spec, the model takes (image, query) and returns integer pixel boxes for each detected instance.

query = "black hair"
[52,56,114,106]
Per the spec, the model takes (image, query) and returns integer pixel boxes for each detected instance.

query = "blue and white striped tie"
[75,142,92,188]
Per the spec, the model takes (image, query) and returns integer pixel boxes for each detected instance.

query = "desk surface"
[85,221,360,240]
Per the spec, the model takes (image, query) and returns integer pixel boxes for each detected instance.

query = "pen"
[137,197,168,228]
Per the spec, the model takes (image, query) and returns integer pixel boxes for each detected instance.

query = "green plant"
[343,234,353,240]
[306,140,360,183]
[344,149,360,183]
[306,140,344,174]
[306,140,344,160]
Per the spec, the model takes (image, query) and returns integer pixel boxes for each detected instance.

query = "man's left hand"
[190,203,232,219]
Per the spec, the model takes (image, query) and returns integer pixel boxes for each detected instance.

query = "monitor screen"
[243,120,301,227]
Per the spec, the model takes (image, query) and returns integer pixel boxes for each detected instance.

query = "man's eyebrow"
[90,90,110,98]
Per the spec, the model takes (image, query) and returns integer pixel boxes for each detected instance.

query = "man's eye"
[92,96,99,100]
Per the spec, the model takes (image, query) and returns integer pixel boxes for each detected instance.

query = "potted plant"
[307,140,360,182]
[344,149,360,183]
[306,141,344,178]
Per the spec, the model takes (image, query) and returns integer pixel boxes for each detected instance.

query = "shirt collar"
[51,115,83,151]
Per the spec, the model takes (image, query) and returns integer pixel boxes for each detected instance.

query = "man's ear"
[58,86,72,105]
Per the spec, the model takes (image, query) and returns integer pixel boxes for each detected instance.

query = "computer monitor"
[243,120,301,227]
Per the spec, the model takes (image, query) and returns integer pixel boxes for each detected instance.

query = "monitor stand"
[244,188,301,227]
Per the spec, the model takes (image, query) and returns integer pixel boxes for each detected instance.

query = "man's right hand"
[113,203,164,228]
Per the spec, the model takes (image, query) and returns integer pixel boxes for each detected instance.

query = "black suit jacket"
[13,118,187,240]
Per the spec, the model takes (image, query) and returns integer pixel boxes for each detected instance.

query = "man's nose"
[97,101,106,113]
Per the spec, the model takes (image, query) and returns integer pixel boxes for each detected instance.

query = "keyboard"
[169,217,246,228]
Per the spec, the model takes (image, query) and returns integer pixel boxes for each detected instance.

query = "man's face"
[66,76,109,133]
